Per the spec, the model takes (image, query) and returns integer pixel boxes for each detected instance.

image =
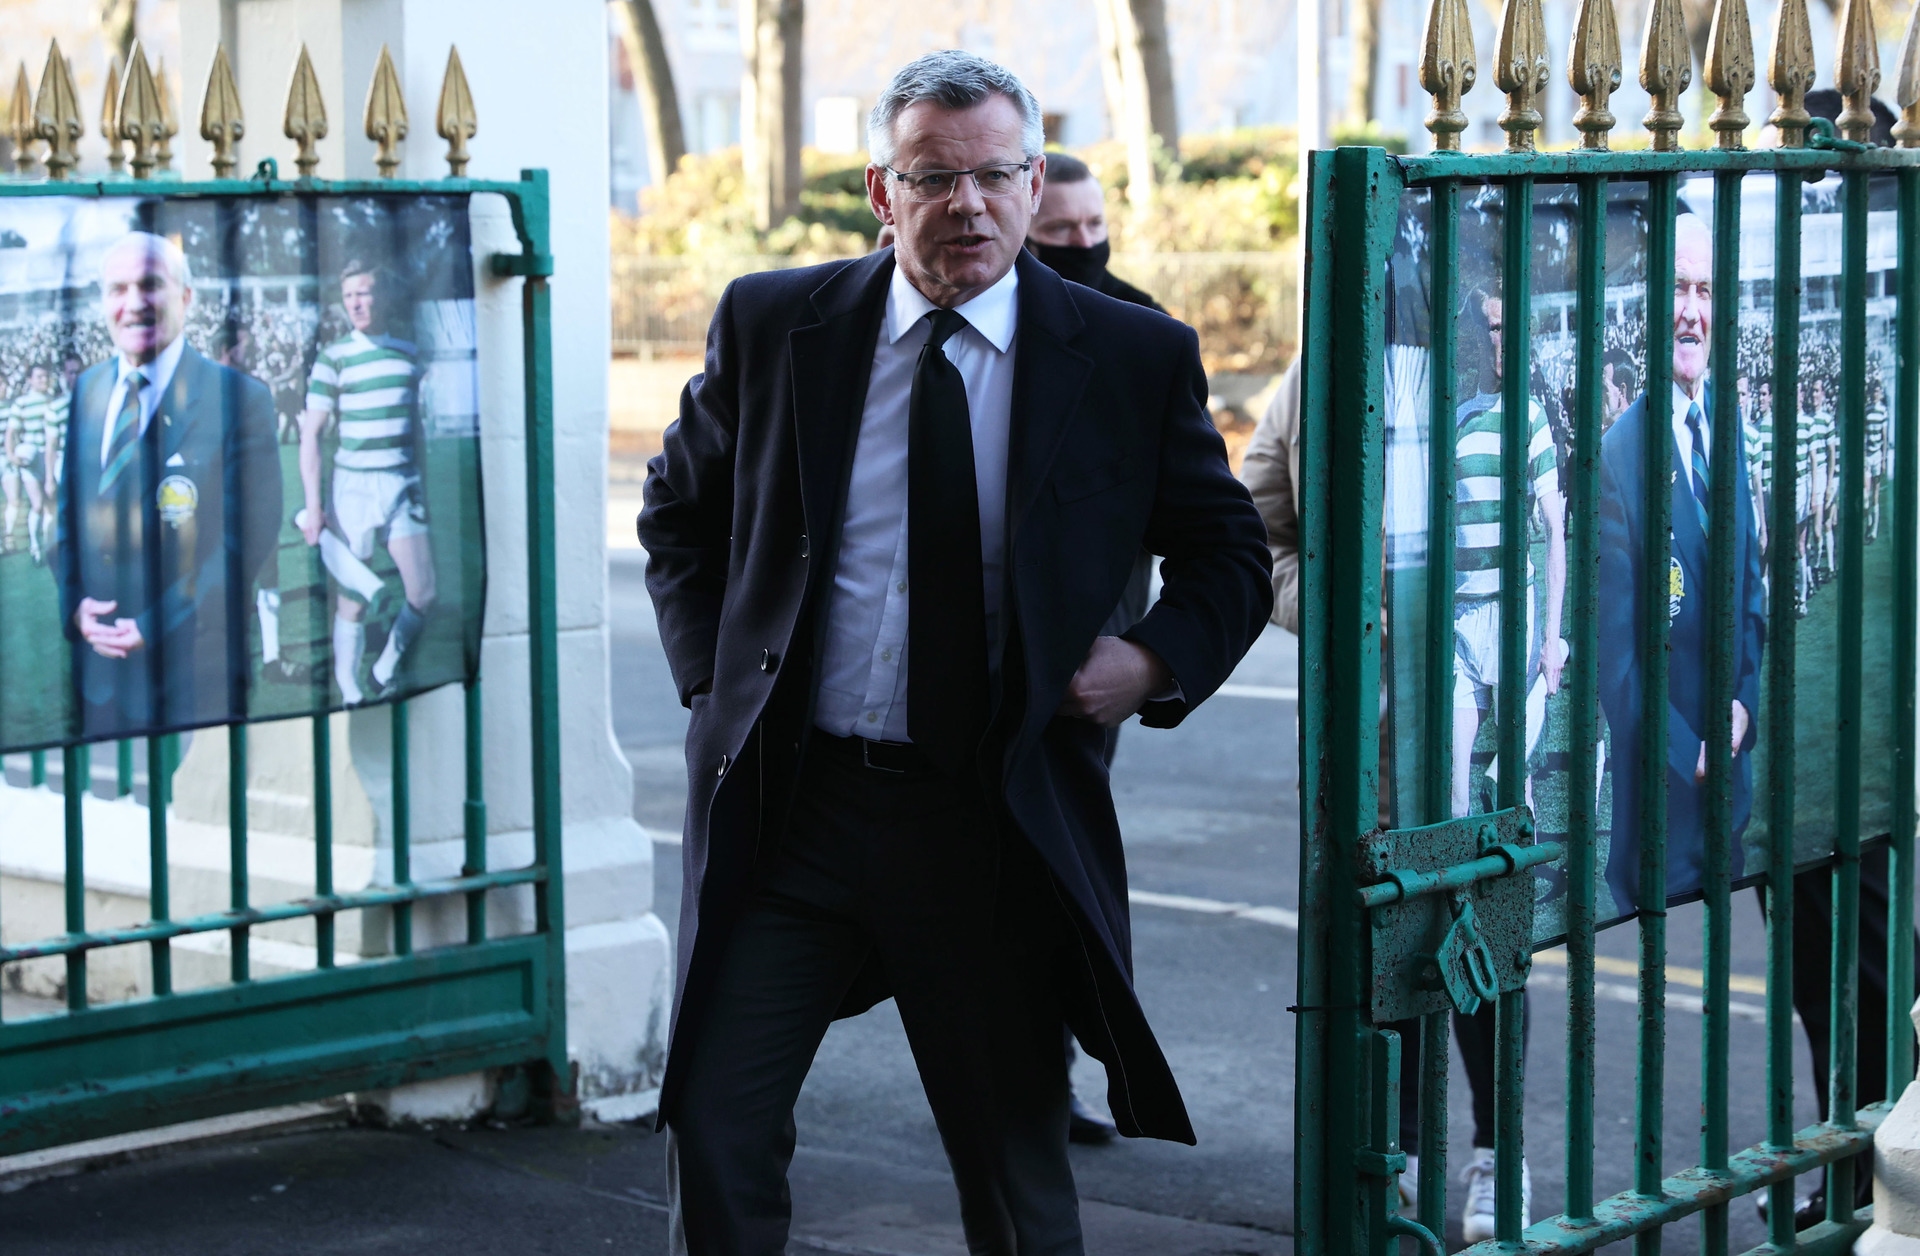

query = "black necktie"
[907,308,989,775]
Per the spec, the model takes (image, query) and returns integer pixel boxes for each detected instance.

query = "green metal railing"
[0,165,568,1154]
[1295,0,1920,1247]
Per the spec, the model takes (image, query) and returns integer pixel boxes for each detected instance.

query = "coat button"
[760,649,777,673]
[799,533,810,559]
[717,754,730,777]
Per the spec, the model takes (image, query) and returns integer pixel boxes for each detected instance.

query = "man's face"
[1758,382,1771,415]
[1673,226,1713,394]
[1737,375,1751,412]
[865,95,1042,308]
[101,243,189,364]
[342,272,377,332]
[27,367,49,394]
[1483,296,1504,383]
[1028,177,1106,248]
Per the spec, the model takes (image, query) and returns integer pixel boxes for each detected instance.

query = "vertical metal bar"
[1826,165,1870,1224]
[147,733,171,995]
[62,743,86,1012]
[115,739,132,798]
[1765,165,1804,1249]
[518,171,573,1106]
[312,713,334,969]
[464,677,488,943]
[30,748,45,786]
[1636,172,1680,1256]
[1700,167,1745,1256]
[391,699,412,957]
[228,724,249,983]
[1564,169,1609,1224]
[1494,174,1532,1247]
[1417,176,1459,1240]
[1294,149,1339,1256]
[1891,165,1920,1099]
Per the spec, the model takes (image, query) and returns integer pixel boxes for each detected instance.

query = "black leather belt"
[816,731,930,775]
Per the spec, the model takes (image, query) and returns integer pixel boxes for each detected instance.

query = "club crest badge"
[1668,555,1685,621]
[157,474,198,528]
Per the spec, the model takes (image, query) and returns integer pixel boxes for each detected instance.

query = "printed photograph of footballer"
[55,231,283,739]
[4,362,61,565]
[297,260,436,706]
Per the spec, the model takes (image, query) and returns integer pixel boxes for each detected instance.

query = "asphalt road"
[609,549,1829,1253]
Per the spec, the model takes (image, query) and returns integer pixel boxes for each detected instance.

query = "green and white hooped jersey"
[7,389,56,454]
[306,329,420,473]
[1453,392,1558,603]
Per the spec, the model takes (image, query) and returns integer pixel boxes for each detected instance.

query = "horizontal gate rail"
[0,41,570,1157]
[1296,0,1920,1245]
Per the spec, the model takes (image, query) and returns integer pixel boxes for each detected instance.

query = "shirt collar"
[115,332,187,399]
[886,259,1020,353]
[1674,378,1706,422]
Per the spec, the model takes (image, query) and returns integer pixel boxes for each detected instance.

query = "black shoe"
[266,658,312,686]
[1755,1165,1874,1232]
[1068,1094,1118,1144]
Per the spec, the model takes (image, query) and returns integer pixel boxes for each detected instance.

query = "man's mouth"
[944,234,991,250]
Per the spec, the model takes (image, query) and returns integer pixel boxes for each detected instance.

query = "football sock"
[257,588,282,665]
[371,602,427,688]
[333,613,366,705]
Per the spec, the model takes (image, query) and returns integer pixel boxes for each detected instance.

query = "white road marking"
[1215,683,1299,701]
[1128,888,1300,930]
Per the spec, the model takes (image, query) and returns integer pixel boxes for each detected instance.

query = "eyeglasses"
[885,162,1033,203]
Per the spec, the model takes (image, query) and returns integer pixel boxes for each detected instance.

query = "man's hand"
[297,505,325,547]
[1056,636,1172,728]
[1540,636,1569,695]
[1694,700,1753,781]
[74,597,145,659]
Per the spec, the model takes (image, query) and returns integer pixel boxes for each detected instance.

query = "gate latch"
[1358,806,1561,1023]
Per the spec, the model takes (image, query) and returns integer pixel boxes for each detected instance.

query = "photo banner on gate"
[1381,174,1899,941]
[0,192,484,751]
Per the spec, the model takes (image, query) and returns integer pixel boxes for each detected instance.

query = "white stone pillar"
[1862,998,1920,1254]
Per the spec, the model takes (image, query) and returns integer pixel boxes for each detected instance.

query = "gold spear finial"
[1769,0,1817,143]
[1420,0,1478,150]
[153,57,179,173]
[1705,0,1756,146]
[1640,0,1694,149]
[1835,0,1881,141]
[435,45,476,176]
[200,45,244,177]
[1494,0,1552,149]
[284,44,328,177]
[1569,0,1623,147]
[364,44,408,177]
[1894,0,1920,144]
[34,42,82,180]
[101,54,124,173]
[118,41,164,179]
[10,64,40,175]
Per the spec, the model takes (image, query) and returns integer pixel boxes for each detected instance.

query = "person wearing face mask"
[1025,152,1162,314]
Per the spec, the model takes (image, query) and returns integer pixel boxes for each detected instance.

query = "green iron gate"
[1294,0,1920,1246]
[0,45,570,1154]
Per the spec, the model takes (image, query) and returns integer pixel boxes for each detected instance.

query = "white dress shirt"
[98,333,187,465]
[1673,378,1709,474]
[813,262,1020,742]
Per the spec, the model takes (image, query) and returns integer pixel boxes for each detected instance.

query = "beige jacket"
[1242,357,1302,634]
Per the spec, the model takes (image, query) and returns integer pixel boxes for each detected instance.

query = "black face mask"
[1029,238,1111,287]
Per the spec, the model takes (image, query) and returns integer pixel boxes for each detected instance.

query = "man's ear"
[864,165,895,226]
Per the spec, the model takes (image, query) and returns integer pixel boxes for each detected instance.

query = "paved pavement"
[1,545,1843,1253]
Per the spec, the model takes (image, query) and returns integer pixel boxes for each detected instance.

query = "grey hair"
[867,51,1044,167]
[102,230,192,288]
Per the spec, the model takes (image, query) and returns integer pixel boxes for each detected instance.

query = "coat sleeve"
[637,281,742,707]
[1122,322,1274,728]
[1595,418,1639,745]
[1241,358,1301,634]
[1735,450,1766,745]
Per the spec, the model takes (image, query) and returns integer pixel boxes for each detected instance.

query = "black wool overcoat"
[637,248,1273,1142]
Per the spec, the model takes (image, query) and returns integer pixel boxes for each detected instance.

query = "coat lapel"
[789,252,892,565]
[1006,251,1092,540]
[154,346,205,460]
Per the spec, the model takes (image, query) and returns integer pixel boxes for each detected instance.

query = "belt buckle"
[862,739,907,774]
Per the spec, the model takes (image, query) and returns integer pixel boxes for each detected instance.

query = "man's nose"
[947,174,987,216]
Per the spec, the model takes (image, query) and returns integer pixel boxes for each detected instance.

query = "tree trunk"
[613,0,687,190]
[1093,0,1128,149]
[739,0,803,232]
[98,0,136,60]
[1344,0,1379,129]
[1108,0,1178,210]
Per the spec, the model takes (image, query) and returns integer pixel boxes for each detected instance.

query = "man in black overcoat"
[639,51,1272,1256]
[1596,213,1766,917]
[56,231,282,739]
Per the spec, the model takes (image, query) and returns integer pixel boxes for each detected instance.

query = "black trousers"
[1395,994,1531,1154]
[665,733,1083,1256]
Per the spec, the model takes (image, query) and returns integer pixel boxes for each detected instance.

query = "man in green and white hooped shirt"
[4,363,59,564]
[298,261,437,704]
